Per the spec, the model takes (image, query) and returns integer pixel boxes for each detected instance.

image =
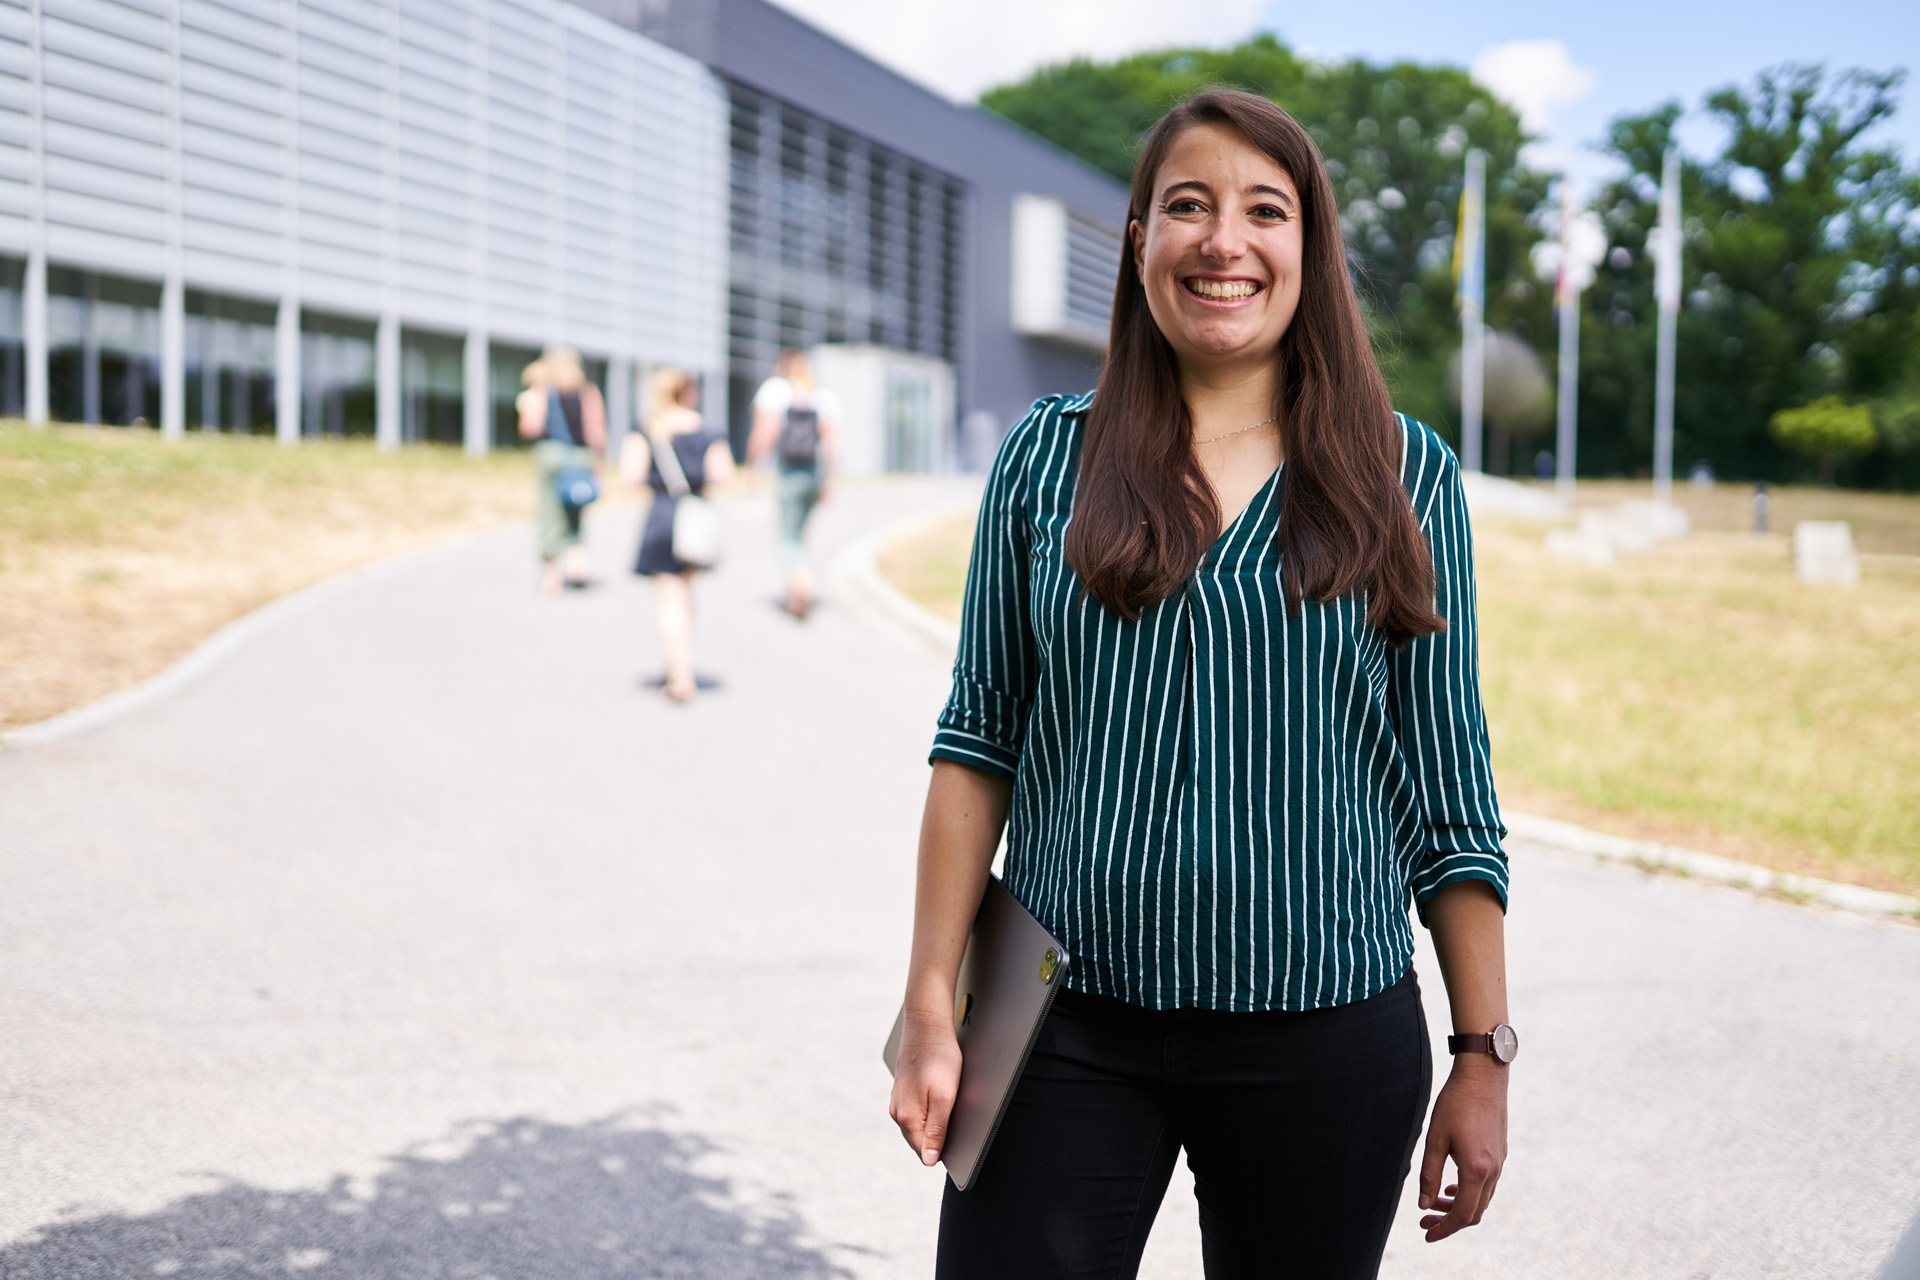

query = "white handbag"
[653,426,723,569]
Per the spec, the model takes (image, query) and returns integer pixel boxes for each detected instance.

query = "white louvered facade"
[0,0,727,447]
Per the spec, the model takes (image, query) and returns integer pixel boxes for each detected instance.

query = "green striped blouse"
[930,391,1508,1013]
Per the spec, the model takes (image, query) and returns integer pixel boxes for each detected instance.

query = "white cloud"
[766,0,1267,102]
[1469,38,1597,136]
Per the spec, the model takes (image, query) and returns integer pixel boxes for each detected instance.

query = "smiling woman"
[1067,96,1442,646]
[889,90,1515,1280]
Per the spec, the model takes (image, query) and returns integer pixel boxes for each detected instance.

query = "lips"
[1183,277,1262,302]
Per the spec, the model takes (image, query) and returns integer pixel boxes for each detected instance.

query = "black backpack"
[777,405,820,467]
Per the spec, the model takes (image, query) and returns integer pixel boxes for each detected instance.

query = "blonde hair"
[520,355,549,388]
[647,367,696,436]
[775,348,814,398]
[542,346,586,391]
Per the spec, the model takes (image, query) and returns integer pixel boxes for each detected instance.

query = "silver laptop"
[883,875,1070,1191]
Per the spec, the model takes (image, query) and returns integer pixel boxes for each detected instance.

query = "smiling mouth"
[1184,277,1262,302]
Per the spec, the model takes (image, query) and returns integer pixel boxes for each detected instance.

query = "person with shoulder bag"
[746,348,841,619]
[517,346,607,593]
[622,367,734,704]
[889,90,1515,1279]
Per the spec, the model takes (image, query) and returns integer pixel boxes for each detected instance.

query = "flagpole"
[1652,147,1680,506]
[1555,176,1581,506]
[1460,148,1486,473]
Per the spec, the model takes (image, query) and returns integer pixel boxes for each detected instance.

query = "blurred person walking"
[889,90,1515,1279]
[623,367,733,704]
[518,347,607,593]
[747,348,840,619]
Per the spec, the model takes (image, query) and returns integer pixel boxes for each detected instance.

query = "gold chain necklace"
[1194,414,1279,445]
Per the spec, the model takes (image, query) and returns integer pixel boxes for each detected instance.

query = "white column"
[463,327,489,456]
[375,0,400,450]
[160,0,184,438]
[461,0,488,457]
[375,309,400,449]
[24,0,46,424]
[23,249,46,425]
[606,354,632,458]
[160,276,184,438]
[274,0,299,445]
[275,295,300,444]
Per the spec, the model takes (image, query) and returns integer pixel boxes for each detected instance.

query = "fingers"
[888,1077,954,1167]
[920,1099,950,1167]
[1417,1128,1446,1211]
[1421,1145,1502,1240]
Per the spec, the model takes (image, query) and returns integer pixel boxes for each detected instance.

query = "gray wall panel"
[3,0,727,430]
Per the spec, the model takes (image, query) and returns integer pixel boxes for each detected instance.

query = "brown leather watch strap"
[1447,1033,1493,1055]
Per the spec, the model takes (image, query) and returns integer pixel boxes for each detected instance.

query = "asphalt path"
[1,477,1916,1279]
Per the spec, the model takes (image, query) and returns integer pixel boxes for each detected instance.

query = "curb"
[837,506,1920,927]
[2,521,523,750]
[1505,812,1918,922]
[826,490,977,661]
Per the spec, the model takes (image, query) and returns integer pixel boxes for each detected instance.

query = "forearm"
[584,388,607,454]
[903,760,1011,1023]
[1425,880,1508,1065]
[746,409,776,464]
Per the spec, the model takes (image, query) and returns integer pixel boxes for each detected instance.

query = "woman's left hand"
[1417,1056,1508,1241]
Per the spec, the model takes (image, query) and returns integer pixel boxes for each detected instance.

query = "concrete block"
[1794,520,1860,586]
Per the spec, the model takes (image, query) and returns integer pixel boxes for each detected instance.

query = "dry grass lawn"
[879,489,1920,896]
[0,422,538,729]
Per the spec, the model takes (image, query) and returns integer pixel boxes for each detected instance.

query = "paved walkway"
[1,478,1916,1279]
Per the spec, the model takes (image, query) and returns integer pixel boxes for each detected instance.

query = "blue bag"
[548,389,599,511]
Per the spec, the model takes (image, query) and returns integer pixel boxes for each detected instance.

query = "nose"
[1199,212,1248,263]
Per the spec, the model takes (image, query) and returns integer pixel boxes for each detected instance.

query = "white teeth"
[1187,278,1257,300]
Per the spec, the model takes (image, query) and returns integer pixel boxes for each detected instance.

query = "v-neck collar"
[1207,461,1284,561]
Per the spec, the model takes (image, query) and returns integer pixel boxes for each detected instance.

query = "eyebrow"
[1161,179,1297,208]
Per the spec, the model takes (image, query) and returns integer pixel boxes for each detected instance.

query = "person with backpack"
[517,347,607,593]
[747,348,841,619]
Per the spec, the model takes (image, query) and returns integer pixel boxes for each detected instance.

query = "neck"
[1178,358,1280,441]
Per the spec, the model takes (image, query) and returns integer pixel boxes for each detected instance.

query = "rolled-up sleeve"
[929,410,1043,781]
[1390,435,1510,914]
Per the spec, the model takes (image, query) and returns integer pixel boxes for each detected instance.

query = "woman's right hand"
[889,1006,963,1166]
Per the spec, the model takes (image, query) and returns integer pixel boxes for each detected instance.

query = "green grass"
[1,422,538,728]
[879,495,1920,895]
[0,421,528,549]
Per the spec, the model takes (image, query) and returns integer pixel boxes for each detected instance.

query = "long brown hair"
[1065,89,1443,646]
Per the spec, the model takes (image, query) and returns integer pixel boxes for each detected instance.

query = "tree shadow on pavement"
[0,1114,851,1279]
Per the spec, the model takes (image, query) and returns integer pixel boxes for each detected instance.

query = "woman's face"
[1131,123,1304,378]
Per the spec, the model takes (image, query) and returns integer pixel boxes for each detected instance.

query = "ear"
[1129,219,1145,279]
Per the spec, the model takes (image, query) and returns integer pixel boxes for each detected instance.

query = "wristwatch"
[1447,1023,1519,1064]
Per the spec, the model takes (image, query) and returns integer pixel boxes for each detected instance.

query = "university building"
[0,0,1126,467]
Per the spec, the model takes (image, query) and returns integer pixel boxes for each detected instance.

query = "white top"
[752,376,842,423]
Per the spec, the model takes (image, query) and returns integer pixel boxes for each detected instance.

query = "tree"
[1577,65,1920,486]
[981,37,1553,460]
[1770,396,1877,484]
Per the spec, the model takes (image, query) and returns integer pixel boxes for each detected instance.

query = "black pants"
[936,968,1432,1280]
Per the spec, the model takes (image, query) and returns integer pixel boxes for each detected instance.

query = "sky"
[767,0,1920,192]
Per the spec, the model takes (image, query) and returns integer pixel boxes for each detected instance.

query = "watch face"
[1491,1023,1519,1064]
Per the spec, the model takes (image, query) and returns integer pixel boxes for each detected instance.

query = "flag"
[1453,151,1485,313]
